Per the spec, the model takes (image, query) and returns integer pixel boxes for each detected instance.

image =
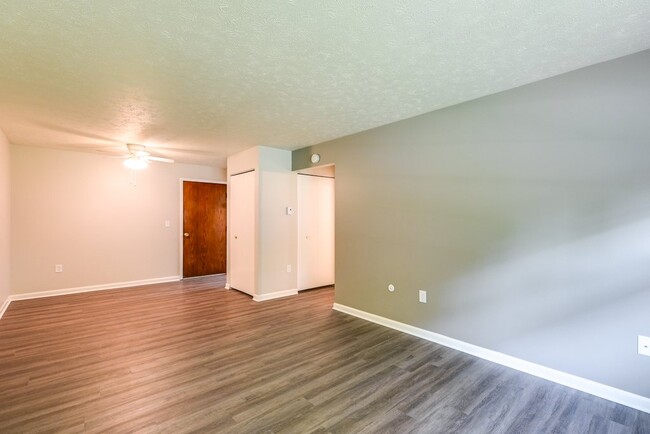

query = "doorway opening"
[296,165,335,291]
[181,180,227,278]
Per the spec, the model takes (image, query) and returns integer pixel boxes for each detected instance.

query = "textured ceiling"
[0,1,649,167]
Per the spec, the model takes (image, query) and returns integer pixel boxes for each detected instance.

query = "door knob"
[184,233,189,237]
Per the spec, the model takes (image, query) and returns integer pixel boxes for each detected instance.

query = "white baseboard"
[253,288,298,302]
[0,296,10,320]
[4,276,181,312]
[332,303,650,414]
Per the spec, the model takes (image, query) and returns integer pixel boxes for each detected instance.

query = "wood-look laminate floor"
[0,277,648,433]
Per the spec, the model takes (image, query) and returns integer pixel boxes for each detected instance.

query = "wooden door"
[297,174,335,290]
[229,171,256,295]
[183,181,227,278]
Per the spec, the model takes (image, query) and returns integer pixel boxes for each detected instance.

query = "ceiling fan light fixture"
[123,156,149,170]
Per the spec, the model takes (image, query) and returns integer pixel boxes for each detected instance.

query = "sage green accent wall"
[293,50,650,397]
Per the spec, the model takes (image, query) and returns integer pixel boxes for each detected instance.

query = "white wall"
[257,147,297,296]
[11,145,224,294]
[0,128,10,312]
[227,146,297,298]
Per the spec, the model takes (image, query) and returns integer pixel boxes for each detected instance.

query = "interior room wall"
[11,145,224,294]
[0,128,11,312]
[293,49,650,398]
[257,146,297,296]
[226,146,297,298]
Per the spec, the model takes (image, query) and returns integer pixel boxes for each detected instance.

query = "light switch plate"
[639,335,650,356]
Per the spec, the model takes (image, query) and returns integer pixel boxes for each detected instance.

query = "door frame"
[296,172,335,291]
[179,178,228,279]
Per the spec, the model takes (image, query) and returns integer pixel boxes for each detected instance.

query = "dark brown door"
[183,181,227,278]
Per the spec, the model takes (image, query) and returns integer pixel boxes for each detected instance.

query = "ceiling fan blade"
[95,148,129,156]
[148,146,218,156]
[147,156,175,163]
[27,119,123,143]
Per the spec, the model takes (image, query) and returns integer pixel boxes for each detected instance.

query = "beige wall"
[11,145,224,294]
[293,49,650,398]
[0,128,10,309]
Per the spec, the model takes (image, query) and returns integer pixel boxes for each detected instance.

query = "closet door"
[297,175,335,290]
[229,171,256,295]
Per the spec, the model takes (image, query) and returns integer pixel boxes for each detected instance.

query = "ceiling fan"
[21,119,222,166]
[104,143,175,169]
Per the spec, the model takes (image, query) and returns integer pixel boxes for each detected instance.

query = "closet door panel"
[230,171,256,295]
[298,175,334,290]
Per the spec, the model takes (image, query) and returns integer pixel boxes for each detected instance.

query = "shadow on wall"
[431,201,650,396]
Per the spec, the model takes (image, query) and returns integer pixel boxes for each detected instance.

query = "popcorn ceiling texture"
[0,1,649,166]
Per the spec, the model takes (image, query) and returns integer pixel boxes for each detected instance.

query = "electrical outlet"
[419,290,427,303]
[286,264,292,273]
[55,264,63,273]
[639,335,650,357]
[165,220,171,228]
[388,284,395,292]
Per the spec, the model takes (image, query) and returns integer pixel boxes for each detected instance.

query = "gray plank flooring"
[0,276,648,433]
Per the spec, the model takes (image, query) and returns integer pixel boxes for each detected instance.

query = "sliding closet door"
[297,174,335,290]
[229,171,256,295]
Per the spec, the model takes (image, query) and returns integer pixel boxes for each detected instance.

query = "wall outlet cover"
[419,290,427,303]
